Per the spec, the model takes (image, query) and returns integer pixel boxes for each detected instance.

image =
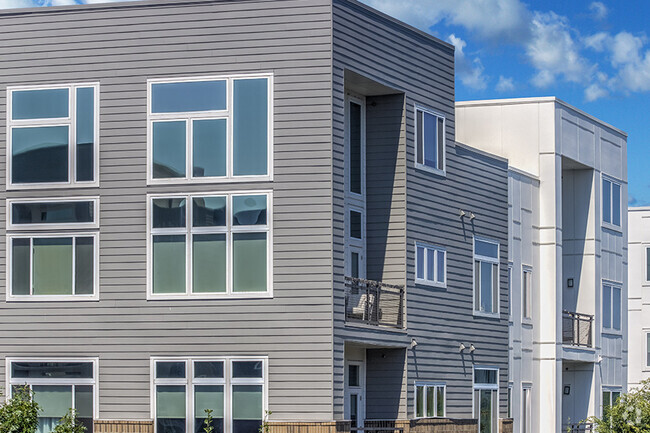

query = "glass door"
[345,95,366,280]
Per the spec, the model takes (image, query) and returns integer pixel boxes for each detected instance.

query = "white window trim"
[645,246,650,283]
[6,83,100,190]
[507,262,513,322]
[472,366,499,432]
[646,331,650,369]
[602,279,623,335]
[146,73,274,185]
[414,104,446,176]
[6,357,99,419]
[522,265,533,322]
[414,242,447,288]
[146,191,273,300]
[6,231,100,302]
[522,383,532,433]
[601,387,622,415]
[413,381,446,418]
[601,174,622,231]
[150,356,268,433]
[473,236,500,317]
[6,196,100,231]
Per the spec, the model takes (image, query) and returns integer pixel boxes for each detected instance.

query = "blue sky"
[1,0,648,205]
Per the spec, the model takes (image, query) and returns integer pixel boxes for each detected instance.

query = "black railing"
[564,423,594,433]
[344,277,404,328]
[562,311,594,347]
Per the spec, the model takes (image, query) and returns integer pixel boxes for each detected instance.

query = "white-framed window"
[506,384,512,419]
[151,357,267,433]
[522,267,532,320]
[147,191,272,299]
[414,382,445,418]
[645,247,650,282]
[474,238,500,315]
[6,197,100,301]
[646,332,650,368]
[473,367,499,433]
[415,105,445,174]
[147,74,273,184]
[415,243,446,287]
[602,282,622,332]
[602,388,621,417]
[602,176,621,228]
[522,385,532,433]
[7,358,98,432]
[7,83,99,189]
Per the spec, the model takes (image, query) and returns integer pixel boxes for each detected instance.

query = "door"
[345,361,365,429]
[345,95,366,280]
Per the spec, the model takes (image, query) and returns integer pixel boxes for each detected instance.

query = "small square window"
[415,243,446,287]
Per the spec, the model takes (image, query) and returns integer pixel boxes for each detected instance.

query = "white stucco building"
[456,97,628,433]
[628,207,650,389]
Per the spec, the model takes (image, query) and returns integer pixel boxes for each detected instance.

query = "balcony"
[564,423,594,433]
[344,277,404,328]
[562,311,593,348]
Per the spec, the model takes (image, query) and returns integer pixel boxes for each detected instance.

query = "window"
[522,386,531,433]
[153,358,266,433]
[506,385,512,419]
[7,198,99,301]
[148,192,271,298]
[646,333,650,367]
[473,367,498,433]
[8,359,97,432]
[415,243,446,287]
[507,264,512,318]
[522,267,532,320]
[602,177,621,228]
[602,282,622,332]
[414,382,445,418]
[415,106,445,172]
[602,389,621,421]
[474,238,500,315]
[148,75,272,183]
[7,84,99,187]
[646,247,650,282]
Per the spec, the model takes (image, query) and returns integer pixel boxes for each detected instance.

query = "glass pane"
[33,385,72,418]
[350,211,362,239]
[12,362,94,378]
[12,201,94,225]
[647,333,650,367]
[603,284,612,329]
[612,183,621,226]
[193,118,227,178]
[152,80,227,113]
[12,88,69,120]
[75,237,94,295]
[195,385,224,433]
[437,250,445,283]
[603,179,611,224]
[474,369,497,384]
[349,101,362,194]
[416,110,423,165]
[75,385,93,418]
[193,197,226,227]
[153,235,186,294]
[437,117,444,169]
[156,361,186,379]
[351,252,359,278]
[474,261,480,310]
[232,233,267,293]
[152,198,186,229]
[350,394,358,424]
[12,126,69,184]
[492,263,499,314]
[416,246,425,280]
[426,249,435,282]
[232,385,262,433]
[12,238,30,295]
[416,386,424,418]
[423,111,437,169]
[426,386,434,417]
[194,361,224,379]
[153,121,186,178]
[479,389,492,433]
[76,87,95,182]
[523,272,529,318]
[612,287,621,330]
[612,392,620,404]
[475,239,498,258]
[233,195,267,226]
[233,78,268,176]
[436,387,444,417]
[647,247,650,281]
[602,391,610,409]
[348,365,359,387]
[233,361,263,378]
[480,261,493,313]
[192,234,226,293]
[33,237,73,295]
[156,385,186,424]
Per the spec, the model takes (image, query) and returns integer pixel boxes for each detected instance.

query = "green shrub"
[586,379,650,432]
[52,408,86,433]
[0,386,40,433]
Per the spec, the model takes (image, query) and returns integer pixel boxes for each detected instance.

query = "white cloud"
[585,83,608,101]
[589,2,608,20]
[448,34,487,90]
[496,76,515,92]
[0,0,35,8]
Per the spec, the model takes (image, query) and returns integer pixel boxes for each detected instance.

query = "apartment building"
[456,98,628,433]
[628,207,650,389]
[0,0,513,432]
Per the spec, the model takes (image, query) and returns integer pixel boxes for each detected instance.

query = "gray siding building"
[0,0,510,432]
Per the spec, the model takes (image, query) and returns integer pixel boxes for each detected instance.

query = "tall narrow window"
[602,283,622,332]
[522,387,531,433]
[474,238,500,314]
[602,177,621,228]
[522,268,532,319]
[349,101,362,195]
[415,243,446,287]
[414,383,445,418]
[8,84,99,187]
[474,367,499,433]
[646,247,650,282]
[415,106,445,172]
[646,333,650,367]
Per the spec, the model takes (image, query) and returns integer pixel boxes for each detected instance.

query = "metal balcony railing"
[344,277,404,328]
[564,423,594,433]
[562,311,594,347]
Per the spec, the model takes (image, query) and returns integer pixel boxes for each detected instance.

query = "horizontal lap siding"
[0,0,334,422]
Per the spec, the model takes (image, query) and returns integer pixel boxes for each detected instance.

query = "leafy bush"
[0,386,40,433]
[586,379,650,432]
[52,408,86,433]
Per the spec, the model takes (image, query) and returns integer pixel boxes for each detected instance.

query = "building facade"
[0,0,513,432]
[456,98,629,433]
